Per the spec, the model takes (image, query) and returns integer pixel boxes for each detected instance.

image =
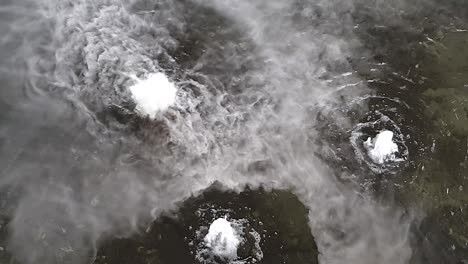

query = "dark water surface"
[0,0,468,263]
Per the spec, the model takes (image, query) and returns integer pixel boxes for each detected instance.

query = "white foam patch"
[249,229,263,261]
[129,73,177,118]
[364,130,399,164]
[204,218,241,260]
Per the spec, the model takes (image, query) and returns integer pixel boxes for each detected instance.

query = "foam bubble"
[204,218,241,260]
[364,130,399,164]
[129,73,177,118]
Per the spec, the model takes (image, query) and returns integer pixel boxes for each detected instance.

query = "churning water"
[0,0,467,263]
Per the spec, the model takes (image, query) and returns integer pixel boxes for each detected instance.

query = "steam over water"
[1,0,455,263]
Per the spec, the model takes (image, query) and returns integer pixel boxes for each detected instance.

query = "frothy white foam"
[364,130,399,164]
[204,218,241,260]
[129,73,177,118]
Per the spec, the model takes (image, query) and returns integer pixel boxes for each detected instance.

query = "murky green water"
[350,2,468,261]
